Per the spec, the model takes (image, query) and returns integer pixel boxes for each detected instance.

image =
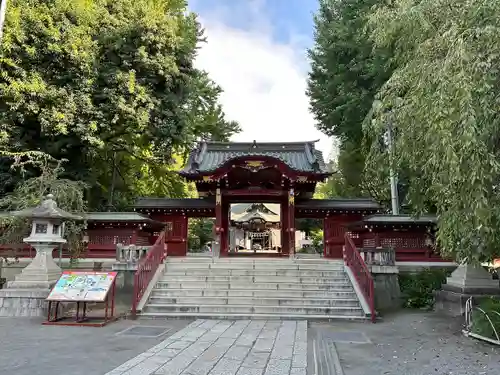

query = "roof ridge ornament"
[192,141,207,170]
[304,142,318,168]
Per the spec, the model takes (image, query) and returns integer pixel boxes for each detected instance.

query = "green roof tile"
[180,141,329,174]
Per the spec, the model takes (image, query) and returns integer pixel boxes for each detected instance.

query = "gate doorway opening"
[229,203,283,256]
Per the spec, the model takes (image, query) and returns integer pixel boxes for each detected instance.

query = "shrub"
[472,297,500,341]
[399,268,451,309]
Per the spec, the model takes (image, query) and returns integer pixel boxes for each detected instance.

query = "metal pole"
[0,0,8,43]
[387,118,400,215]
[107,151,117,211]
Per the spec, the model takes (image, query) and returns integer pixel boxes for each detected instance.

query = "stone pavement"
[0,317,193,375]
[105,320,307,375]
[310,312,500,375]
[2,312,498,375]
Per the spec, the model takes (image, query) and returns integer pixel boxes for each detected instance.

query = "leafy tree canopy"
[365,0,500,262]
[307,0,392,197]
[0,0,240,209]
[0,157,87,261]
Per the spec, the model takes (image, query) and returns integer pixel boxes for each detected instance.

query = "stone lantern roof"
[13,194,83,221]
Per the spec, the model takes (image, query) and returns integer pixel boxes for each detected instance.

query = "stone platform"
[0,289,49,317]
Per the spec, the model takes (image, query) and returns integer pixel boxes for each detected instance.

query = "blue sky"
[189,0,334,159]
[190,0,318,45]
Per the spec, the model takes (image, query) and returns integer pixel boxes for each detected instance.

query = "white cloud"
[193,12,333,160]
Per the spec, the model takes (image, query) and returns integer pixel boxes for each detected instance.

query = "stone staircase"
[140,257,367,320]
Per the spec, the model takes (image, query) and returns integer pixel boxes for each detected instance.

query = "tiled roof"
[180,141,329,174]
[363,214,437,225]
[231,203,281,222]
[232,210,280,223]
[230,203,280,216]
[296,198,381,210]
[134,198,215,209]
[84,212,160,223]
[0,211,164,224]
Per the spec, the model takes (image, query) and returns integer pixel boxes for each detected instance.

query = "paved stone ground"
[2,312,500,375]
[106,320,307,375]
[0,317,193,375]
[310,311,500,375]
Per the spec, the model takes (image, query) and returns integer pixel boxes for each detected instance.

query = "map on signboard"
[47,271,117,302]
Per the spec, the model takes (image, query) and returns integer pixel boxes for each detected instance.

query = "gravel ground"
[311,311,500,375]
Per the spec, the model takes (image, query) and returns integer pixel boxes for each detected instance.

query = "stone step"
[143,303,364,316]
[155,281,353,290]
[139,311,368,321]
[166,257,343,263]
[147,296,360,307]
[164,263,345,271]
[163,268,346,277]
[142,257,362,321]
[160,275,349,284]
[151,288,357,299]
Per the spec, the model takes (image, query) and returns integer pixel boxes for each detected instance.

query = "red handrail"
[344,233,376,322]
[132,230,166,315]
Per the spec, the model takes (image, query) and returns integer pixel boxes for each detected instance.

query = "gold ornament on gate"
[289,188,295,205]
[216,188,221,205]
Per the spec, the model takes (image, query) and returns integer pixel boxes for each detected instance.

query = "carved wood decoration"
[296,176,308,183]
[244,160,266,172]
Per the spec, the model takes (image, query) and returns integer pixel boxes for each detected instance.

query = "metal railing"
[131,231,166,316]
[344,233,376,323]
[463,297,500,345]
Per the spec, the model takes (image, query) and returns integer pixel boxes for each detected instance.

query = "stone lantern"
[0,194,82,317]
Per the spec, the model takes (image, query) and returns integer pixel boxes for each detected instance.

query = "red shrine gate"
[134,141,380,258]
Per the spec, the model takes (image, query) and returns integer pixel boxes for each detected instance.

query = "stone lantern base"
[0,244,62,317]
[434,263,500,316]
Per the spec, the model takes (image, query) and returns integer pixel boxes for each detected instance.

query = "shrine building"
[134,140,381,258]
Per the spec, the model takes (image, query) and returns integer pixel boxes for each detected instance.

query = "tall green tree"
[0,157,87,261]
[365,0,500,262]
[0,0,239,208]
[307,0,391,197]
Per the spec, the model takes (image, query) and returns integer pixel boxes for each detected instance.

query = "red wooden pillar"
[288,187,295,256]
[220,201,230,256]
[281,199,289,255]
[214,187,223,256]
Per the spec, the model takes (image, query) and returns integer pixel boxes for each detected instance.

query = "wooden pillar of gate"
[214,187,223,257]
[288,187,295,257]
[220,201,230,256]
[281,199,289,255]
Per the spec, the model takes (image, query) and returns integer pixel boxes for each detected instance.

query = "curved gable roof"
[180,141,329,175]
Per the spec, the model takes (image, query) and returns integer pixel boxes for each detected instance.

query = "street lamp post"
[0,0,7,43]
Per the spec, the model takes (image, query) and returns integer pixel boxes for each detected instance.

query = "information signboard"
[47,271,117,302]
